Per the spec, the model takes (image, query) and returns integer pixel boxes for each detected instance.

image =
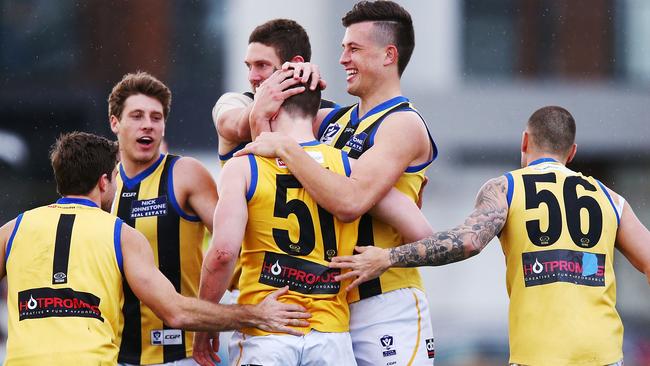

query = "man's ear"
[384,45,398,67]
[566,143,577,164]
[289,55,305,63]
[110,115,120,134]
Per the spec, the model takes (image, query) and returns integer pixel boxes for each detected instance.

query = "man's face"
[245,42,282,92]
[339,21,387,97]
[110,94,165,166]
[101,166,118,212]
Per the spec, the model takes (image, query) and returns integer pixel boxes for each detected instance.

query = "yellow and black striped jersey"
[111,154,206,365]
[317,96,437,302]
[5,198,124,365]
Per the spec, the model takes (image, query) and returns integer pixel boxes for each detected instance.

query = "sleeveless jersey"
[5,198,124,365]
[317,96,438,302]
[218,96,339,294]
[238,141,358,336]
[111,154,206,364]
[500,158,622,366]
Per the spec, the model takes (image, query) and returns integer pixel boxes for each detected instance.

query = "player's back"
[5,198,124,366]
[238,141,357,336]
[501,158,622,366]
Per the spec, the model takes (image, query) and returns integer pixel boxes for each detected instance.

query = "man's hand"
[251,69,305,122]
[329,246,391,291]
[192,331,220,366]
[251,286,311,336]
[234,132,297,158]
[282,62,327,90]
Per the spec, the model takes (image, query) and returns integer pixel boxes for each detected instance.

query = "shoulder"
[212,92,254,121]
[171,156,216,189]
[0,217,18,243]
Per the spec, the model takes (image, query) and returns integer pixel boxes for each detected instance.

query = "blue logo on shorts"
[380,335,396,357]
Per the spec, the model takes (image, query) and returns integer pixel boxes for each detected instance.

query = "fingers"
[267,285,290,300]
[346,277,365,292]
[278,326,307,337]
[355,245,370,253]
[233,143,254,157]
[334,270,359,282]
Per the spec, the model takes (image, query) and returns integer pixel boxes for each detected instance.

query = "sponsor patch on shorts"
[380,334,397,357]
[150,329,183,345]
[425,338,435,358]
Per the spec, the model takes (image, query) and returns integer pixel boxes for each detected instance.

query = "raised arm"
[212,92,255,144]
[238,111,431,222]
[611,192,650,285]
[174,157,218,232]
[331,176,508,290]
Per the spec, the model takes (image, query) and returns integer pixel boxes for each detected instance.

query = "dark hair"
[282,76,321,119]
[527,106,576,155]
[108,71,172,120]
[342,0,415,76]
[50,131,119,196]
[248,19,312,63]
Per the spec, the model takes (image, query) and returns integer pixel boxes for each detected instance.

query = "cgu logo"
[165,334,181,340]
[122,192,137,198]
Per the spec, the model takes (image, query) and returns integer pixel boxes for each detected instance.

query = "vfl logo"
[425,338,435,359]
[380,334,396,357]
[150,329,183,346]
[320,124,341,144]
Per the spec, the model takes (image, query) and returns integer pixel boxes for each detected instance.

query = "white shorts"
[228,330,356,366]
[349,288,435,366]
[119,357,198,366]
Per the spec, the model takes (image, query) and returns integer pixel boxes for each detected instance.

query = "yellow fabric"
[501,161,622,366]
[325,102,428,302]
[238,143,358,335]
[112,154,206,364]
[5,203,123,365]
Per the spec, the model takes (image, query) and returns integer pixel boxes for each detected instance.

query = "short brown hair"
[50,131,119,196]
[342,1,415,76]
[527,106,576,155]
[108,71,172,120]
[248,19,312,63]
[281,75,321,119]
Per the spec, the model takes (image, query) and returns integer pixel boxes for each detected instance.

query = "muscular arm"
[239,111,431,222]
[174,157,218,232]
[369,186,434,243]
[0,218,17,279]
[331,176,508,289]
[213,92,255,145]
[612,193,650,286]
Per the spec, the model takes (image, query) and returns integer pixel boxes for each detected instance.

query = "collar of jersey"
[528,157,559,166]
[299,140,319,147]
[351,96,409,126]
[56,197,98,208]
[120,153,165,189]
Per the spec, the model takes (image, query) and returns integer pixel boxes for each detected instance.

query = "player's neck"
[525,152,566,166]
[357,79,402,117]
[64,192,100,207]
[272,112,317,143]
[120,151,162,178]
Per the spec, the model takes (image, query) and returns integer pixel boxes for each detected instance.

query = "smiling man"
[108,72,218,366]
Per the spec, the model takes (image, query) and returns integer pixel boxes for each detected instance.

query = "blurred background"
[1,0,649,364]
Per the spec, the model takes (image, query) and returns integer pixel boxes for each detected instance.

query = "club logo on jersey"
[150,329,183,345]
[259,252,340,295]
[345,132,368,152]
[130,196,168,219]
[380,334,396,357]
[522,249,605,287]
[18,287,103,321]
[320,123,342,144]
[425,338,435,358]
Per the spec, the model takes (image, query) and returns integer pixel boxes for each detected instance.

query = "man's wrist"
[277,138,301,162]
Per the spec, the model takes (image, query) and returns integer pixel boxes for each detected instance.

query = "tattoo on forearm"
[389,177,508,267]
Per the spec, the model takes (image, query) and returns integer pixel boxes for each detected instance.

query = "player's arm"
[0,218,17,279]
[369,187,434,243]
[174,157,218,232]
[238,112,429,222]
[331,176,508,289]
[121,222,310,333]
[213,92,255,143]
[608,190,650,285]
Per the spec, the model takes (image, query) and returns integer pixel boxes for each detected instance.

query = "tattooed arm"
[330,176,509,291]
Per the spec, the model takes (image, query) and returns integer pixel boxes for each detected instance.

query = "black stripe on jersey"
[52,214,75,285]
[357,214,382,299]
[117,182,142,364]
[158,155,186,362]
